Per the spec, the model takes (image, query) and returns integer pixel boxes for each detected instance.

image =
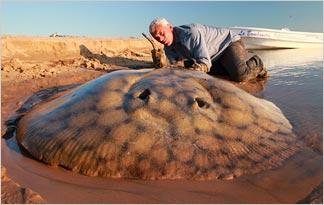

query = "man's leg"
[219,40,268,82]
[208,60,229,76]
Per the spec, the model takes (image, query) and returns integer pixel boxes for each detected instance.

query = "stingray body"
[15,68,300,180]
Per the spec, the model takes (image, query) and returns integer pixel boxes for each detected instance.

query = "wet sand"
[1,36,323,203]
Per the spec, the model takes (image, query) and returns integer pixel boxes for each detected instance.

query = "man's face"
[152,24,174,46]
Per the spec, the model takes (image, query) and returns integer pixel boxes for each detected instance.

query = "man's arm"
[184,27,211,72]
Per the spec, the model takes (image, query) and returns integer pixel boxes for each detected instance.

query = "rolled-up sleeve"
[185,28,212,71]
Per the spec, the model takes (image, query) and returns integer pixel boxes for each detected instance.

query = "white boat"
[229,26,323,49]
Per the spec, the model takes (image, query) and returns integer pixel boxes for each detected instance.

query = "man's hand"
[151,48,168,68]
[184,59,209,72]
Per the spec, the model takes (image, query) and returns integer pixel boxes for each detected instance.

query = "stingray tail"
[142,33,157,51]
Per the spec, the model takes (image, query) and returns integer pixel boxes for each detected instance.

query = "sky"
[1,1,323,37]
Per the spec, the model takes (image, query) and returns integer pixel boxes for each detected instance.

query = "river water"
[256,48,323,144]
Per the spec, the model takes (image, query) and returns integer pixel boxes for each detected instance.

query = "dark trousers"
[209,39,264,82]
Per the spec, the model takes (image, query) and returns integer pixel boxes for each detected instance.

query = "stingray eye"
[195,97,210,109]
[138,89,151,102]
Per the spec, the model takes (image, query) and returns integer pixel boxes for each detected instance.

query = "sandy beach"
[1,36,322,203]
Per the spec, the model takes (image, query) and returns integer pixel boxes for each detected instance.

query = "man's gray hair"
[149,17,170,34]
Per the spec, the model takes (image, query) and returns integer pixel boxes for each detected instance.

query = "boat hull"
[241,37,323,50]
[230,27,323,49]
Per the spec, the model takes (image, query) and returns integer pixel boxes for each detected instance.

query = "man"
[149,17,268,82]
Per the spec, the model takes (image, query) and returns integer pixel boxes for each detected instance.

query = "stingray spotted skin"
[16,68,301,180]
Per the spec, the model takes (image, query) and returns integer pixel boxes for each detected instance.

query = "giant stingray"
[9,68,302,180]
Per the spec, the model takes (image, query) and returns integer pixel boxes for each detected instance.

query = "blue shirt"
[164,24,240,71]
